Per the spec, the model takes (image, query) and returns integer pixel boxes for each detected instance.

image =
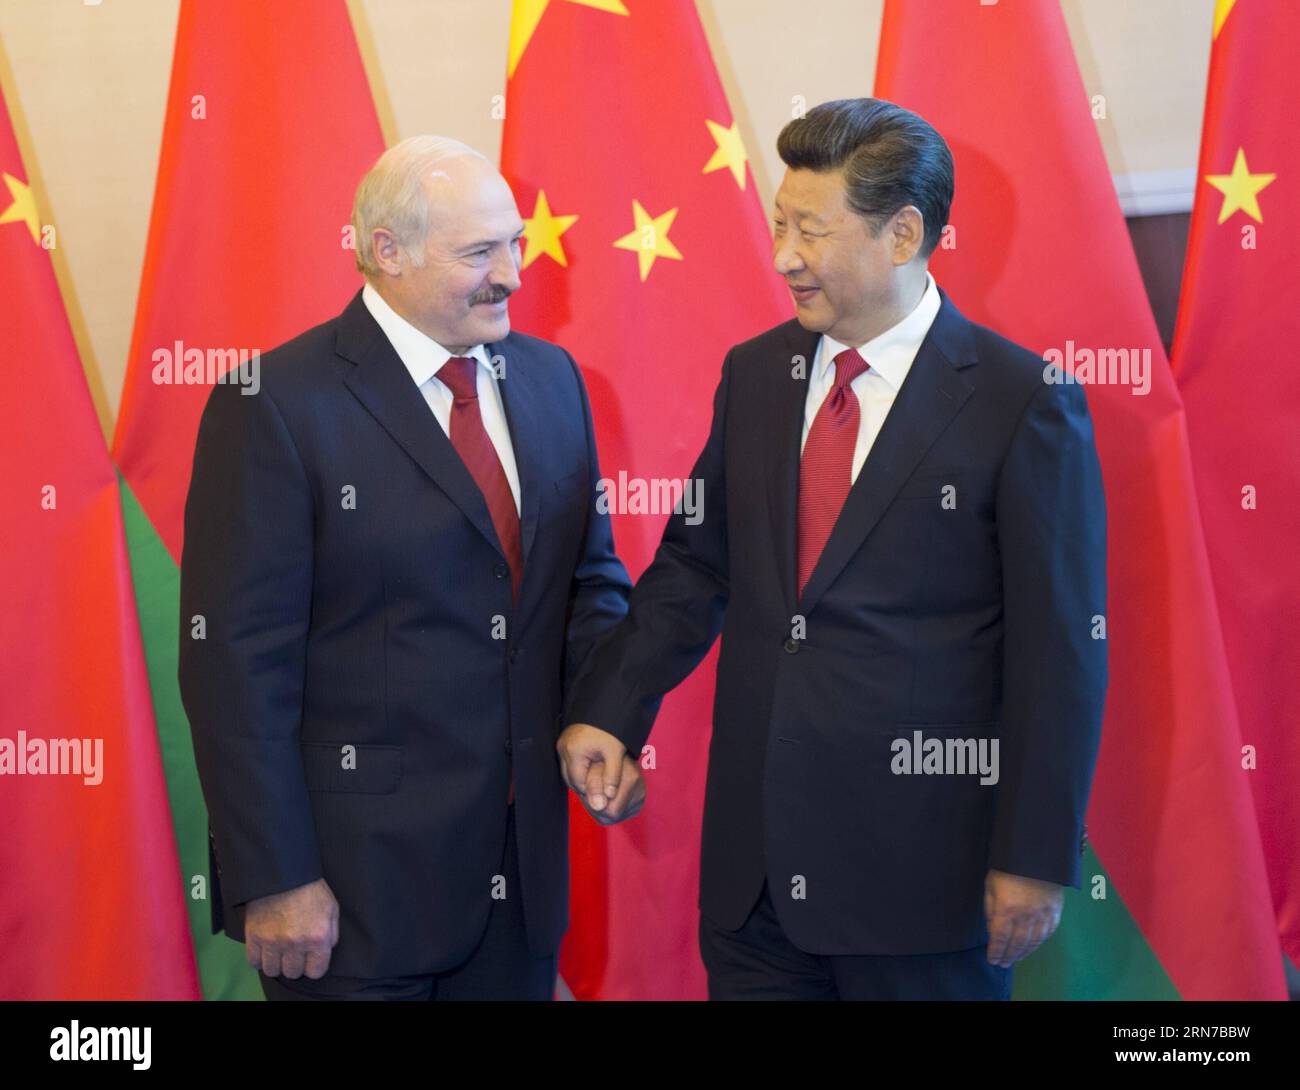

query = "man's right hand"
[244,877,339,979]
[557,722,628,812]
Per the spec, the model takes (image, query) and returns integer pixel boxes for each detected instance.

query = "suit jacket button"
[504,738,513,755]
[783,638,800,654]
[494,563,508,579]
[508,648,519,664]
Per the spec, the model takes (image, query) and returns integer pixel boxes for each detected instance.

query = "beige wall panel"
[0,0,1214,438]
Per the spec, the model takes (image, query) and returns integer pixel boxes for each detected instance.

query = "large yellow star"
[1205,148,1277,225]
[1213,0,1237,39]
[0,172,40,245]
[522,189,578,270]
[703,118,748,190]
[613,200,683,282]
[508,0,629,79]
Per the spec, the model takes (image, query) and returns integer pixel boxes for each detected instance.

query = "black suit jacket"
[568,288,1107,955]
[179,289,630,978]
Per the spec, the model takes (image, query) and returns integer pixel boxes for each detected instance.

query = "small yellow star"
[613,200,683,282]
[703,119,748,190]
[508,0,629,79]
[0,172,40,244]
[1205,148,1277,225]
[521,190,578,270]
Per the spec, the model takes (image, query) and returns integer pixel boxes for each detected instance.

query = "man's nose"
[773,236,802,276]
[493,246,522,294]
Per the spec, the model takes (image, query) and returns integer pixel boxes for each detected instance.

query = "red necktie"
[797,347,870,599]
[437,356,523,805]
[436,356,524,603]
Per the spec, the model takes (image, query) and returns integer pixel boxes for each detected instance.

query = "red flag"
[0,77,199,999]
[1172,0,1300,965]
[876,0,1284,999]
[114,0,385,561]
[109,0,385,997]
[501,0,789,998]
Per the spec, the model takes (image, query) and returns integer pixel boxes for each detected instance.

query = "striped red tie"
[797,347,870,599]
[437,355,523,804]
[436,356,523,602]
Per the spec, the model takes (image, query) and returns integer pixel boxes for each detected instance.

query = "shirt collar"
[815,271,941,391]
[362,281,491,388]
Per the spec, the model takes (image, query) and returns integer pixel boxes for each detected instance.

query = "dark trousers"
[259,804,556,1001]
[700,880,1013,1001]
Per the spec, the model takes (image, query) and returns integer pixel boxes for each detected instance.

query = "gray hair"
[351,135,489,278]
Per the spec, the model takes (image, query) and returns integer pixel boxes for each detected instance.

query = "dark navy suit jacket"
[179,289,630,978]
[568,288,1107,955]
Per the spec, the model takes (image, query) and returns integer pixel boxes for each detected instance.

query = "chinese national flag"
[1172,0,1300,967]
[501,0,789,998]
[876,0,1284,999]
[0,78,198,998]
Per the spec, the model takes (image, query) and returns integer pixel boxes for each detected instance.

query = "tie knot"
[437,355,478,400]
[832,347,869,390]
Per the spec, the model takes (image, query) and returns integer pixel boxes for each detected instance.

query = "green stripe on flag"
[119,476,263,1000]
[1012,847,1180,999]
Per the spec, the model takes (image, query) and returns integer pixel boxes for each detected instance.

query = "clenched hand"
[244,876,340,979]
[984,868,1063,968]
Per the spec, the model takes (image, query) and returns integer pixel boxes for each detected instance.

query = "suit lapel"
[492,342,543,568]
[792,289,979,616]
[336,290,506,561]
[765,321,819,619]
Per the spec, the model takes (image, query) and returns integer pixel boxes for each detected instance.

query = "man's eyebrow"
[772,200,825,225]
[458,226,526,252]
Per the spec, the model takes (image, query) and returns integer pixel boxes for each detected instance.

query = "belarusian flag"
[1172,0,1300,968]
[876,0,1284,999]
[111,0,384,998]
[501,0,790,998]
[0,75,198,999]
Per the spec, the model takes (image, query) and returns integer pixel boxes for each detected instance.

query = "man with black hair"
[559,98,1107,1000]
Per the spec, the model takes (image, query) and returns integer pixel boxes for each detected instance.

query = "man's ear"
[890,205,925,266]
[371,228,404,277]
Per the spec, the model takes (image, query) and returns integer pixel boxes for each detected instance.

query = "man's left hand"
[984,868,1063,968]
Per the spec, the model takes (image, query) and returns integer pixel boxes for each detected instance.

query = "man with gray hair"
[180,136,637,1000]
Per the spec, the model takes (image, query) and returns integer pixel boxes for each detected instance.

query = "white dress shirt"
[801,271,942,484]
[362,282,522,514]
